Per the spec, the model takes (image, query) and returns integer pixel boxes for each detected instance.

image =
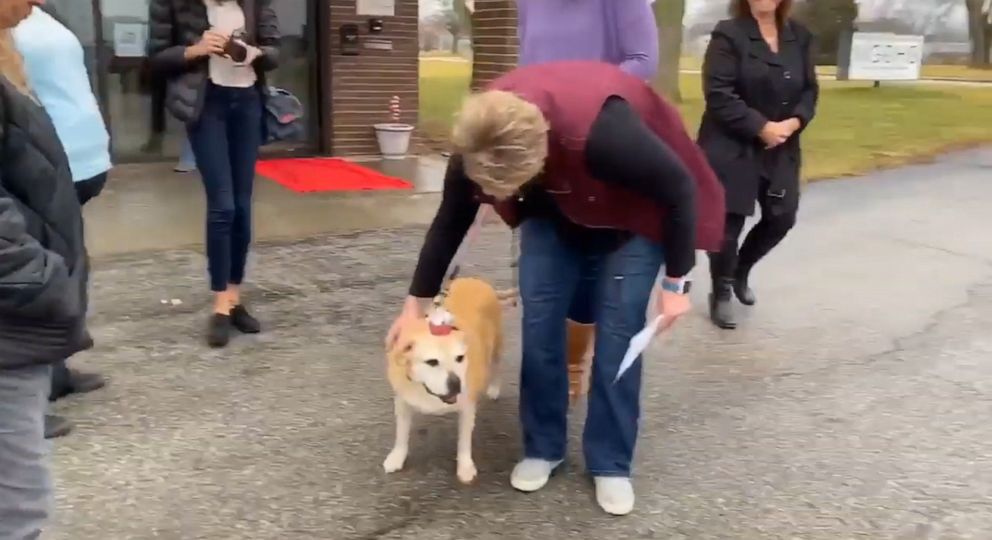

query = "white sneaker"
[510,458,562,492]
[594,476,635,516]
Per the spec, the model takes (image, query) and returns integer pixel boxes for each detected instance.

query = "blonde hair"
[451,90,549,199]
[0,30,30,95]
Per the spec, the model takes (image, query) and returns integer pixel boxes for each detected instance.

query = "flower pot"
[373,123,415,160]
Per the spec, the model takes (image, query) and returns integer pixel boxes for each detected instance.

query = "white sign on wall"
[113,23,148,58]
[357,0,394,16]
[847,32,924,81]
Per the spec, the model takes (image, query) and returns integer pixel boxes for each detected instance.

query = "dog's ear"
[388,338,416,367]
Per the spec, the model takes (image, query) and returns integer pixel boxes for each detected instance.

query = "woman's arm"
[790,27,819,133]
[613,0,659,80]
[702,26,767,141]
[147,0,191,75]
[0,186,75,322]
[408,156,481,299]
[253,0,281,72]
[585,98,696,278]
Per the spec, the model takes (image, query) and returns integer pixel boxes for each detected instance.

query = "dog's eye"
[455,355,465,363]
[425,359,439,367]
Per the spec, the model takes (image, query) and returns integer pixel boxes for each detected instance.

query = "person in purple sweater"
[507,0,660,516]
[515,0,660,409]
[518,0,659,80]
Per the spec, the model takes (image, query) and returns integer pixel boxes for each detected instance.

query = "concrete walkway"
[51,149,992,539]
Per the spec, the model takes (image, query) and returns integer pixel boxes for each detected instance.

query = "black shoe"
[67,370,107,395]
[709,278,737,330]
[230,305,261,334]
[45,414,73,439]
[733,267,757,306]
[207,314,232,348]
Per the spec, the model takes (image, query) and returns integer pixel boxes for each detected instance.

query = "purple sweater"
[516,0,659,81]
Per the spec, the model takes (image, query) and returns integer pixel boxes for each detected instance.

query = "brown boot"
[565,320,595,405]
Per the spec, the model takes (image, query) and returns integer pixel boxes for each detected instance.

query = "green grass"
[419,57,992,181]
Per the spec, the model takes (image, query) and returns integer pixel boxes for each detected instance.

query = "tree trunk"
[966,0,992,66]
[654,0,686,102]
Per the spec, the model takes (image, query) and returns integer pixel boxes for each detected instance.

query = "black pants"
[50,172,108,400]
[709,179,797,280]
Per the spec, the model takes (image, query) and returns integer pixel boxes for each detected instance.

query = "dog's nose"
[446,373,462,396]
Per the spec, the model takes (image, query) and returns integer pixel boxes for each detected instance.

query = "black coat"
[147,0,281,124]
[0,79,90,370]
[697,17,818,217]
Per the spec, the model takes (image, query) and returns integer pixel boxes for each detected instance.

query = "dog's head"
[390,319,468,405]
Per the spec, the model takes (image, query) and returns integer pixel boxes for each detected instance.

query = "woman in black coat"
[148,0,279,347]
[0,0,91,535]
[697,0,819,329]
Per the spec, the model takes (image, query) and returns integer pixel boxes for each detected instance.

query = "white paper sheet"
[614,315,664,383]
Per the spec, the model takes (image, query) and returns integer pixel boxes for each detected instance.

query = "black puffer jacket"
[0,78,90,371]
[147,0,280,124]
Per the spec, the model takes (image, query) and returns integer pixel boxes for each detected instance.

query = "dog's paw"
[457,459,478,484]
[383,449,408,474]
[486,384,501,400]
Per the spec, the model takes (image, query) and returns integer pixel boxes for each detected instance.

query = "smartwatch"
[660,277,692,295]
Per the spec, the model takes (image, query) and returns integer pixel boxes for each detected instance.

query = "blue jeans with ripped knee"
[517,218,664,476]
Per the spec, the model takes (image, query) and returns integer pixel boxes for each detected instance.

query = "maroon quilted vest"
[476,61,725,251]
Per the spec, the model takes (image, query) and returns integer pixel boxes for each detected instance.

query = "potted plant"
[374,95,415,160]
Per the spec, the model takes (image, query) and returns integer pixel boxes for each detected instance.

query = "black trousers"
[50,172,108,400]
[709,178,797,280]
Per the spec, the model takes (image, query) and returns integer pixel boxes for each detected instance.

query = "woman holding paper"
[516,0,659,403]
[386,61,724,516]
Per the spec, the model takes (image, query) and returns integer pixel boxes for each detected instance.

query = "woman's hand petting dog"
[386,296,426,349]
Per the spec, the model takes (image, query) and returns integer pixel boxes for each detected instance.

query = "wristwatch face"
[663,279,691,294]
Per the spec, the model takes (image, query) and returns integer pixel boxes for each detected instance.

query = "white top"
[205,0,257,88]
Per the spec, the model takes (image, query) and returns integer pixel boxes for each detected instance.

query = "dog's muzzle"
[426,373,462,404]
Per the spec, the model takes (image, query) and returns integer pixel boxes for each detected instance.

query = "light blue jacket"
[13,8,111,182]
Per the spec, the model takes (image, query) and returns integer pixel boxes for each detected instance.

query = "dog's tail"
[496,288,519,308]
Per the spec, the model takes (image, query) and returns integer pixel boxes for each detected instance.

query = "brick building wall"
[326,0,420,156]
[470,0,518,90]
[322,0,519,157]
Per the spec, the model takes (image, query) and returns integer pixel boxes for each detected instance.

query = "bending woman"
[516,0,659,403]
[386,61,724,516]
[148,0,280,347]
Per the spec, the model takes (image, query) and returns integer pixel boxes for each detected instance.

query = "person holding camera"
[148,0,280,347]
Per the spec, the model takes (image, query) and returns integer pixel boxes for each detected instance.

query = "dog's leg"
[486,347,502,401]
[383,397,413,474]
[456,402,478,484]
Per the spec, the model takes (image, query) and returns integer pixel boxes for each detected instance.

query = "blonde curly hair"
[451,90,549,199]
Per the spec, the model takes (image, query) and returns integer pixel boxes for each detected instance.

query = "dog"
[384,277,503,484]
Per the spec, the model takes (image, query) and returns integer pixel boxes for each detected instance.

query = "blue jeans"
[518,219,664,476]
[188,84,263,292]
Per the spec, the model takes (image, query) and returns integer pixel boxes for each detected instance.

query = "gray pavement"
[50,149,992,539]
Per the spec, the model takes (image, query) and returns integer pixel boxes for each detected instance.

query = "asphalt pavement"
[48,148,992,539]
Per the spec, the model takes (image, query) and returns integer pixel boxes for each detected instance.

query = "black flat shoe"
[734,267,756,306]
[68,370,107,395]
[207,314,232,348]
[230,305,261,334]
[45,414,73,439]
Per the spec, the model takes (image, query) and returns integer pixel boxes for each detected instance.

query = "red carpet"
[256,158,413,193]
